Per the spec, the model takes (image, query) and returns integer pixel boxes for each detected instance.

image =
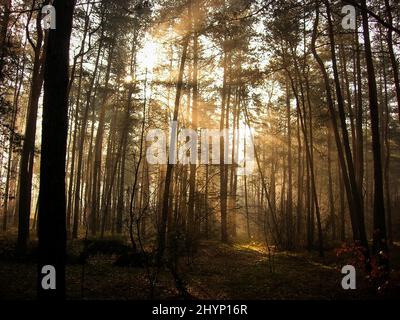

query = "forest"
[0,0,399,300]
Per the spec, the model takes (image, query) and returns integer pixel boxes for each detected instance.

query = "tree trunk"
[384,0,400,122]
[17,11,46,255]
[286,79,293,249]
[360,0,389,269]
[220,50,229,243]
[157,38,189,265]
[0,0,11,81]
[327,123,336,240]
[313,2,369,265]
[3,49,25,231]
[72,29,104,239]
[37,0,75,299]
[325,1,367,246]
[90,43,113,235]
[187,1,199,247]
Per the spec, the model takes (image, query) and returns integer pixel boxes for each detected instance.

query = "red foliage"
[335,243,391,294]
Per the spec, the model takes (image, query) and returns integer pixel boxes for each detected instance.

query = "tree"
[157,36,189,265]
[37,0,75,299]
[17,3,47,255]
[360,0,389,272]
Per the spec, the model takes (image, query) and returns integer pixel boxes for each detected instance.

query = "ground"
[0,236,399,300]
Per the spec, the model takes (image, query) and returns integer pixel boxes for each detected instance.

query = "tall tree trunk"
[157,38,189,265]
[288,70,323,257]
[325,1,367,246]
[243,126,250,240]
[90,44,113,235]
[339,161,346,241]
[187,1,199,247]
[0,0,11,81]
[312,2,370,267]
[72,30,104,239]
[219,50,229,243]
[296,106,303,244]
[360,0,389,270]
[17,11,46,255]
[3,49,25,231]
[286,79,293,249]
[382,55,393,246]
[327,123,336,240]
[37,0,75,299]
[66,12,89,237]
[355,28,364,192]
[384,0,400,122]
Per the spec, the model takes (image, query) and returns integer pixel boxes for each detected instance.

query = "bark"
[90,43,113,235]
[355,28,364,192]
[219,50,229,243]
[384,0,400,121]
[0,0,11,80]
[3,49,25,231]
[157,38,189,265]
[327,123,336,240]
[360,0,388,269]
[286,79,293,249]
[187,1,199,245]
[17,9,47,255]
[37,0,75,299]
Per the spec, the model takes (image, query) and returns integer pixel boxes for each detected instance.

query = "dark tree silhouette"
[37,0,75,299]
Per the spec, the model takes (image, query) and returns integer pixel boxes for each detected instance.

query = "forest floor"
[0,235,399,300]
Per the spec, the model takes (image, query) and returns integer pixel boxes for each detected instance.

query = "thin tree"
[360,0,389,271]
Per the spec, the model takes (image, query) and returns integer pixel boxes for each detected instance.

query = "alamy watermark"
[341,5,356,30]
[42,4,56,30]
[146,121,256,176]
[341,265,356,290]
